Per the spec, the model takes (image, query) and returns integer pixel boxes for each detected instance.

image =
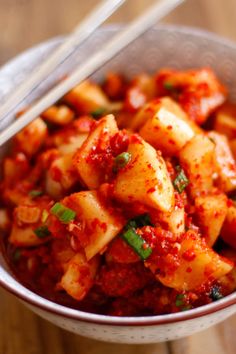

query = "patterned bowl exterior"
[1,25,236,343]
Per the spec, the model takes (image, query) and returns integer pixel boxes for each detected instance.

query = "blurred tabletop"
[1,0,236,353]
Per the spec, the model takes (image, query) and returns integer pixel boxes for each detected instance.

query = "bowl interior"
[1,24,236,325]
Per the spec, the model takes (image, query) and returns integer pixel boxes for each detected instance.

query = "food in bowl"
[1,67,236,317]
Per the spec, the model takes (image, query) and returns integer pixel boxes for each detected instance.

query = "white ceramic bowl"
[1,25,236,344]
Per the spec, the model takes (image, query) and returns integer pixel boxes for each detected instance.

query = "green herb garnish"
[113,152,131,172]
[173,165,189,193]
[121,214,153,260]
[175,294,185,307]
[34,225,51,239]
[91,107,107,119]
[29,190,43,198]
[13,249,21,262]
[127,213,153,229]
[210,286,223,301]
[163,81,174,90]
[121,228,152,260]
[50,202,76,223]
[181,305,192,311]
[41,209,49,223]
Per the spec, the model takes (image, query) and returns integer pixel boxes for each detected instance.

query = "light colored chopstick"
[0,0,184,146]
[0,0,125,123]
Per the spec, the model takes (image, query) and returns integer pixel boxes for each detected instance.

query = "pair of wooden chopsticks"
[0,0,184,146]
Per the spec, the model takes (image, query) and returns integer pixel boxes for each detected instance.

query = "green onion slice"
[163,81,174,90]
[127,213,153,229]
[50,202,76,223]
[90,107,106,119]
[121,228,152,260]
[173,165,189,193]
[29,190,43,198]
[41,209,49,223]
[13,249,21,262]
[34,225,51,239]
[210,286,223,301]
[114,152,131,172]
[175,294,185,307]
[181,305,192,312]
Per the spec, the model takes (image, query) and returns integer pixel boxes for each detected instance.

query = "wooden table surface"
[1,0,236,353]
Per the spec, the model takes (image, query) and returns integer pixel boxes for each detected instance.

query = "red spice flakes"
[204,264,216,277]
[98,263,152,297]
[144,106,155,114]
[174,191,185,209]
[48,215,67,239]
[179,91,203,124]
[147,186,157,194]
[110,131,129,156]
[167,125,173,130]
[227,199,233,207]
[127,195,134,202]
[98,183,114,200]
[130,133,143,144]
[91,218,107,232]
[86,140,113,170]
[213,210,221,218]
[186,267,192,273]
[186,229,199,240]
[40,149,60,169]
[50,165,62,182]
[188,292,198,302]
[73,116,94,133]
[106,237,140,264]
[182,248,196,262]
[168,139,176,145]
[67,218,88,245]
[152,98,161,105]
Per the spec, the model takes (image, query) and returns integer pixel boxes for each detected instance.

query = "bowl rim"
[1,23,236,326]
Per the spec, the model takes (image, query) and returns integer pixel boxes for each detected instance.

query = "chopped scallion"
[41,209,49,223]
[163,81,175,91]
[210,286,223,301]
[163,81,174,90]
[29,190,43,198]
[127,213,153,229]
[181,305,192,311]
[139,213,152,226]
[121,228,152,260]
[91,107,106,119]
[34,225,51,239]
[13,249,21,262]
[175,294,185,307]
[50,202,76,223]
[173,166,189,193]
[113,152,131,172]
